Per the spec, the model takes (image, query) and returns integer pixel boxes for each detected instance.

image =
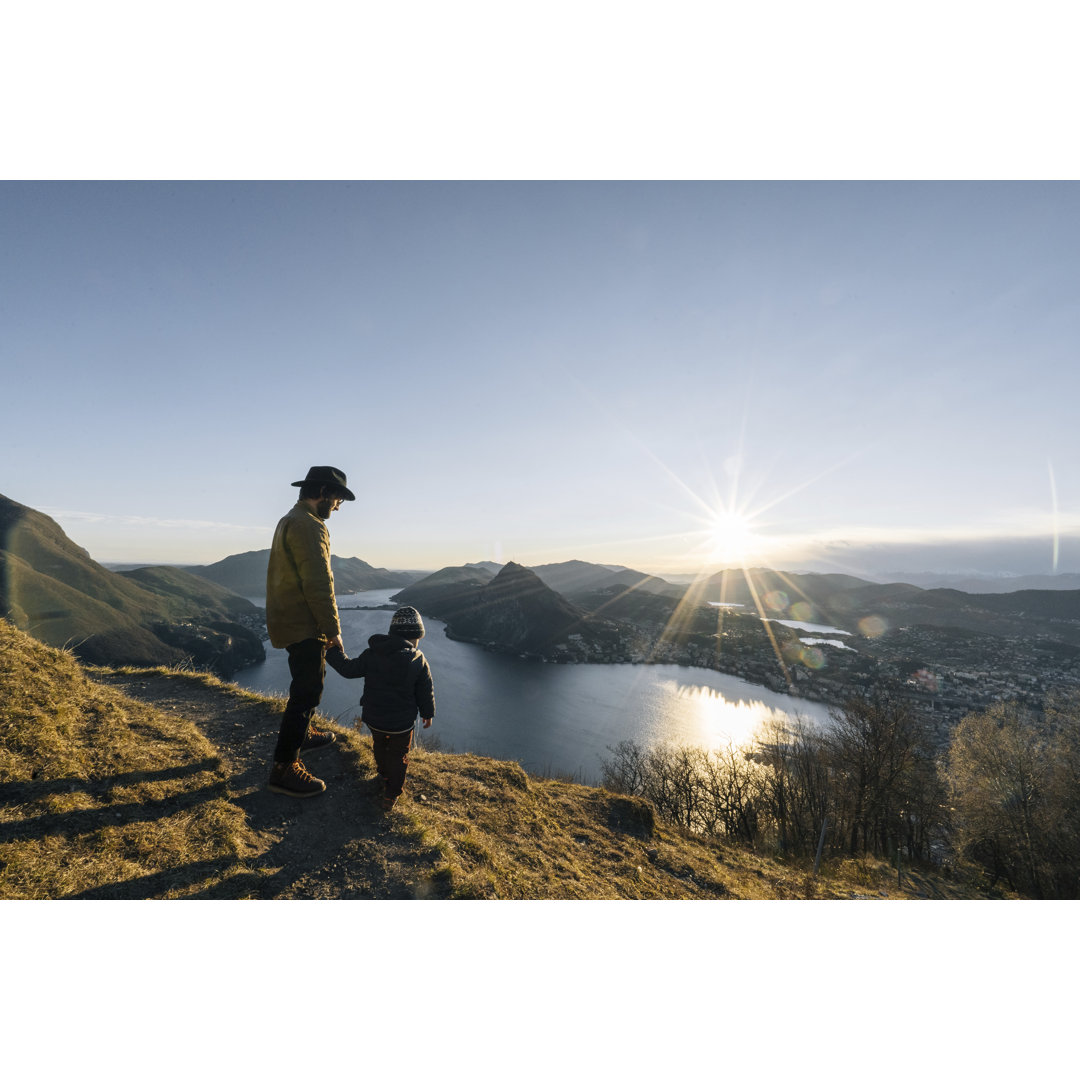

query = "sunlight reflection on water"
[660,680,796,749]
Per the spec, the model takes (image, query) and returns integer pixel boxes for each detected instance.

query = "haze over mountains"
[871,570,1080,593]
[660,567,1080,642]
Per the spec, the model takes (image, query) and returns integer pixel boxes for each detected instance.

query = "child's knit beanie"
[389,606,425,639]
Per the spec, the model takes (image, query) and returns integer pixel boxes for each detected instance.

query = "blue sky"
[3,180,1079,577]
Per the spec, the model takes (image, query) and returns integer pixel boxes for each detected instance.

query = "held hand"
[421,717,432,729]
[327,634,344,654]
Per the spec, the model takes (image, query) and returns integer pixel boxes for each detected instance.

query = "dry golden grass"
[0,620,268,898]
[1,617,992,900]
[354,742,988,899]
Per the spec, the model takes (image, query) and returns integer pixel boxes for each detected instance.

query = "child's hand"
[421,717,432,729]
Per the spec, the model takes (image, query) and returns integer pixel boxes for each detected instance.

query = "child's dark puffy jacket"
[326,634,435,733]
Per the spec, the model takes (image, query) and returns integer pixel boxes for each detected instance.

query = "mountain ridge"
[188,548,420,597]
[400,559,1080,645]
[396,561,630,660]
[0,493,264,673]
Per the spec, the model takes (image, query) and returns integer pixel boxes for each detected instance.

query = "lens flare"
[707,508,760,564]
[858,615,888,638]
[763,589,789,613]
[783,640,827,670]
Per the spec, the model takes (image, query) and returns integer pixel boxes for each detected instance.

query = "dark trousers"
[367,726,414,798]
[274,638,326,763]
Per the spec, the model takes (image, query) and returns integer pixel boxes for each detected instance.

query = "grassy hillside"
[0,618,256,898]
[116,565,258,618]
[0,549,182,666]
[1,494,264,672]
[0,617,991,900]
[1,495,165,616]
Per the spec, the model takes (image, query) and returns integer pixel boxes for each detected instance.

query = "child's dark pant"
[368,727,414,798]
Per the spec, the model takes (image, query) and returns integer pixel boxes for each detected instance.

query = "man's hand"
[327,634,344,654]
[421,716,433,729]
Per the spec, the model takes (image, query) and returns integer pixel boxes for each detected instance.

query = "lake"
[233,589,835,784]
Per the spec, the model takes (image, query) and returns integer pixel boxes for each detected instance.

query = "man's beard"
[315,497,335,519]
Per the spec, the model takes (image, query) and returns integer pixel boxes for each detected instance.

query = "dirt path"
[90,670,447,899]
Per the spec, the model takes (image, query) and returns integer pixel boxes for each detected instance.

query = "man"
[265,465,354,797]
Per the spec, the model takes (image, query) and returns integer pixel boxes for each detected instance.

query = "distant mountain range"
[872,571,1080,593]
[187,549,420,597]
[465,561,505,575]
[527,559,684,600]
[0,494,264,673]
[9,484,1080,676]
[394,559,1080,651]
[393,560,680,609]
[393,562,630,659]
[677,566,1080,644]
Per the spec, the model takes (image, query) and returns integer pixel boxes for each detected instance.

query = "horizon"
[5,181,1080,582]
[30,516,1080,582]
[90,543,1080,587]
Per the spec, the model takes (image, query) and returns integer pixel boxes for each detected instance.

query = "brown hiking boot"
[301,722,336,753]
[268,760,326,798]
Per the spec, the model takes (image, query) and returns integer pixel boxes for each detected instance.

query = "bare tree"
[947,700,1080,898]
[825,693,936,859]
[601,740,650,797]
[698,741,761,845]
[599,690,948,875]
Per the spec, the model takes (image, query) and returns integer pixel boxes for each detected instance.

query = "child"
[325,606,435,811]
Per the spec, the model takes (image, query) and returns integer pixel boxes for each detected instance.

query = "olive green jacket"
[265,501,341,649]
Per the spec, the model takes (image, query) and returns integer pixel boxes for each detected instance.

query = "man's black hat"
[292,465,356,501]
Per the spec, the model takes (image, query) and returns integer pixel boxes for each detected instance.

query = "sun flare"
[707,508,759,564]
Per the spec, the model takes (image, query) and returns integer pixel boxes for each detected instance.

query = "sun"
[706,508,760,564]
